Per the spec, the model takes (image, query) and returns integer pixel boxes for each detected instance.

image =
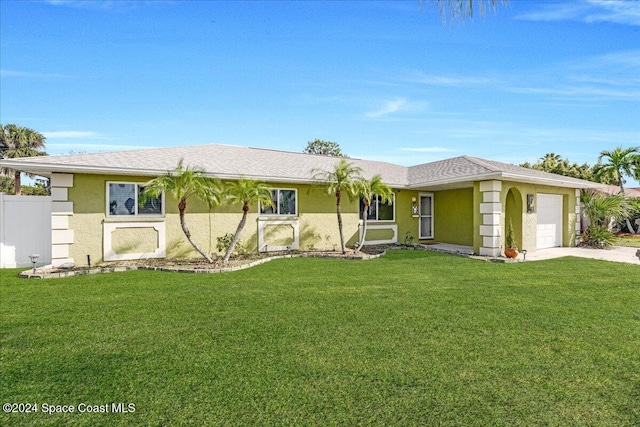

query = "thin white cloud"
[45,0,172,12]
[366,98,409,118]
[43,131,105,139]
[398,147,456,153]
[405,73,493,87]
[47,142,156,155]
[506,49,640,102]
[365,98,427,118]
[517,0,640,26]
[0,69,69,79]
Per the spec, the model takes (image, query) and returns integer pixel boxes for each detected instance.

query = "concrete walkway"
[521,246,640,265]
[424,243,640,265]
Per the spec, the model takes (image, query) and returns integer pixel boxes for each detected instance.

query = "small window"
[260,189,297,216]
[360,194,394,222]
[107,183,163,216]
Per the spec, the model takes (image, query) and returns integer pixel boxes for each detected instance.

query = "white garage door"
[537,194,563,249]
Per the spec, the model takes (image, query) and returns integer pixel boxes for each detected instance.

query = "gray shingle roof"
[408,156,599,188]
[0,144,601,189]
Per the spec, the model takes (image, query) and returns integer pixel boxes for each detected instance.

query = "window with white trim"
[260,189,297,216]
[359,194,395,221]
[107,182,163,216]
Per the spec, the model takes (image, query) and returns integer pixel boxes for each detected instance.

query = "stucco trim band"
[103,221,166,261]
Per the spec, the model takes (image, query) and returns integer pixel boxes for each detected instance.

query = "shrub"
[580,225,616,249]
[216,233,241,255]
[505,219,517,249]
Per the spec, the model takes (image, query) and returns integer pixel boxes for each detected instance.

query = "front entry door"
[419,193,433,239]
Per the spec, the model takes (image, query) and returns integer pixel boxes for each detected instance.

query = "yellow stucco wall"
[111,227,159,254]
[66,173,579,262]
[501,181,578,252]
[67,174,397,262]
[470,180,578,255]
[433,188,474,246]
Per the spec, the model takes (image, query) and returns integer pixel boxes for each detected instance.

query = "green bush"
[580,225,617,248]
[216,233,237,254]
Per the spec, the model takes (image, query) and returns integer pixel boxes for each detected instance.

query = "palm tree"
[354,175,393,252]
[223,179,274,264]
[595,146,640,195]
[580,189,629,228]
[580,189,630,248]
[427,0,508,21]
[142,160,224,263]
[0,124,47,195]
[312,159,362,254]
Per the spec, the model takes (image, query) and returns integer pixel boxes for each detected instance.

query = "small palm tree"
[580,189,630,248]
[0,124,47,195]
[595,146,640,195]
[580,190,629,228]
[312,159,362,254]
[222,179,274,264]
[142,160,223,263]
[354,175,392,252]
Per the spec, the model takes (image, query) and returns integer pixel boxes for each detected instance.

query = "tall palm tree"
[312,159,363,254]
[222,179,274,264]
[595,146,640,195]
[142,160,224,263]
[0,124,47,195]
[354,175,393,252]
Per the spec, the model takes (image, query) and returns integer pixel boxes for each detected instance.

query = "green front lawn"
[1,251,638,426]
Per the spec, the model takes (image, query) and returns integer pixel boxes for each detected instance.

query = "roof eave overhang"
[408,172,502,189]
[500,173,605,189]
[408,172,605,190]
[0,161,409,187]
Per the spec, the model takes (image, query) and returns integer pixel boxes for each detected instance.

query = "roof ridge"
[462,155,502,172]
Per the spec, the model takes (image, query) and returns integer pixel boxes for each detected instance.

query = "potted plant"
[504,219,518,259]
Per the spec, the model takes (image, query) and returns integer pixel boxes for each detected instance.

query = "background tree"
[312,159,362,254]
[222,179,274,263]
[142,160,224,263]
[354,175,393,252]
[0,124,47,195]
[520,153,594,182]
[303,139,347,157]
[594,146,640,195]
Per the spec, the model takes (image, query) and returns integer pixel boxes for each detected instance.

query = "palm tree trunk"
[14,171,21,195]
[223,204,248,263]
[355,202,369,252]
[179,198,213,263]
[336,190,346,254]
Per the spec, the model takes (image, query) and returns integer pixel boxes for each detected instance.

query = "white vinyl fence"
[0,193,52,268]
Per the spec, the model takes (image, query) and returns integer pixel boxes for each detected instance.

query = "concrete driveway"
[522,246,640,265]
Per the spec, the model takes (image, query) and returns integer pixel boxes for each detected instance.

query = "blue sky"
[1,0,639,185]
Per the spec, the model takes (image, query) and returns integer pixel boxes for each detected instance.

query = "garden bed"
[20,245,392,279]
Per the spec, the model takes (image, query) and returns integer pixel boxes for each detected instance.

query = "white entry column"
[50,173,74,267]
[479,180,502,257]
[574,188,581,246]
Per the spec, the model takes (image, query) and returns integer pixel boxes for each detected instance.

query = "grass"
[1,250,639,426]
[614,235,640,247]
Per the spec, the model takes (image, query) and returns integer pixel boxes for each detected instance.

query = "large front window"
[107,182,163,216]
[360,194,395,221]
[260,189,297,216]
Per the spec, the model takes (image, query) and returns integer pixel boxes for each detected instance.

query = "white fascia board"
[409,171,604,190]
[407,172,502,189]
[500,173,605,189]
